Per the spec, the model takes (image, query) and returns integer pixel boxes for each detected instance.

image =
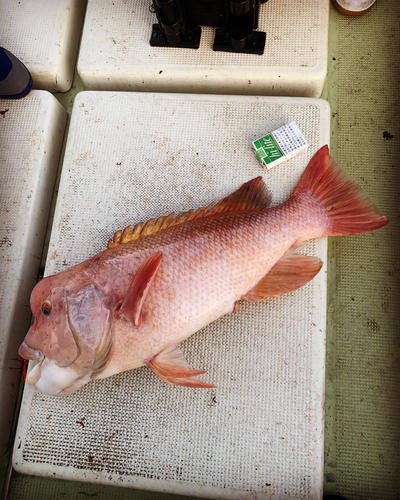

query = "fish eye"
[41,300,52,316]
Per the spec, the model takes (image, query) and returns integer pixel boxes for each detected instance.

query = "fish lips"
[18,341,43,361]
[26,360,42,386]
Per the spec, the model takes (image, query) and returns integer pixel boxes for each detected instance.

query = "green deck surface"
[1,1,399,498]
[323,2,400,498]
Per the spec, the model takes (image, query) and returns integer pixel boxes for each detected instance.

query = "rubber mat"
[13,92,330,500]
[0,0,86,92]
[0,91,67,456]
[77,0,329,97]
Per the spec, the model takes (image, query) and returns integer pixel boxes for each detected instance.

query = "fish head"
[19,273,112,396]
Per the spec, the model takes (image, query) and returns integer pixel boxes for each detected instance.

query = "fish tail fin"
[292,145,388,236]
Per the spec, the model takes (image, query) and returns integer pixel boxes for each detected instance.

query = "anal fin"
[242,244,323,301]
[146,345,215,388]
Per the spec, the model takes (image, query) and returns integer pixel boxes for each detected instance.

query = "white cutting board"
[14,91,330,500]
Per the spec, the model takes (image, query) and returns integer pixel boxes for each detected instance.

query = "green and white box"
[253,121,308,170]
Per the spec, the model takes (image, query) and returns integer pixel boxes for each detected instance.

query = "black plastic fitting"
[150,0,268,54]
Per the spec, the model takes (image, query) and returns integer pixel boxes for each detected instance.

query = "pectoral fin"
[242,244,323,301]
[146,345,216,388]
[119,252,163,327]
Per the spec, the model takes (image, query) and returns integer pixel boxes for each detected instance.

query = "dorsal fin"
[108,177,271,248]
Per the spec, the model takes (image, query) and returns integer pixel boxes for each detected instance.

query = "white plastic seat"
[78,0,329,97]
[0,90,66,455]
[0,0,86,92]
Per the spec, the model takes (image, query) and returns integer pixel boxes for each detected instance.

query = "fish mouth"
[26,356,91,397]
[26,359,43,386]
[18,341,43,361]
[19,342,46,387]
[26,358,84,396]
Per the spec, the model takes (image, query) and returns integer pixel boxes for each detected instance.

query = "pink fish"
[18,146,388,396]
